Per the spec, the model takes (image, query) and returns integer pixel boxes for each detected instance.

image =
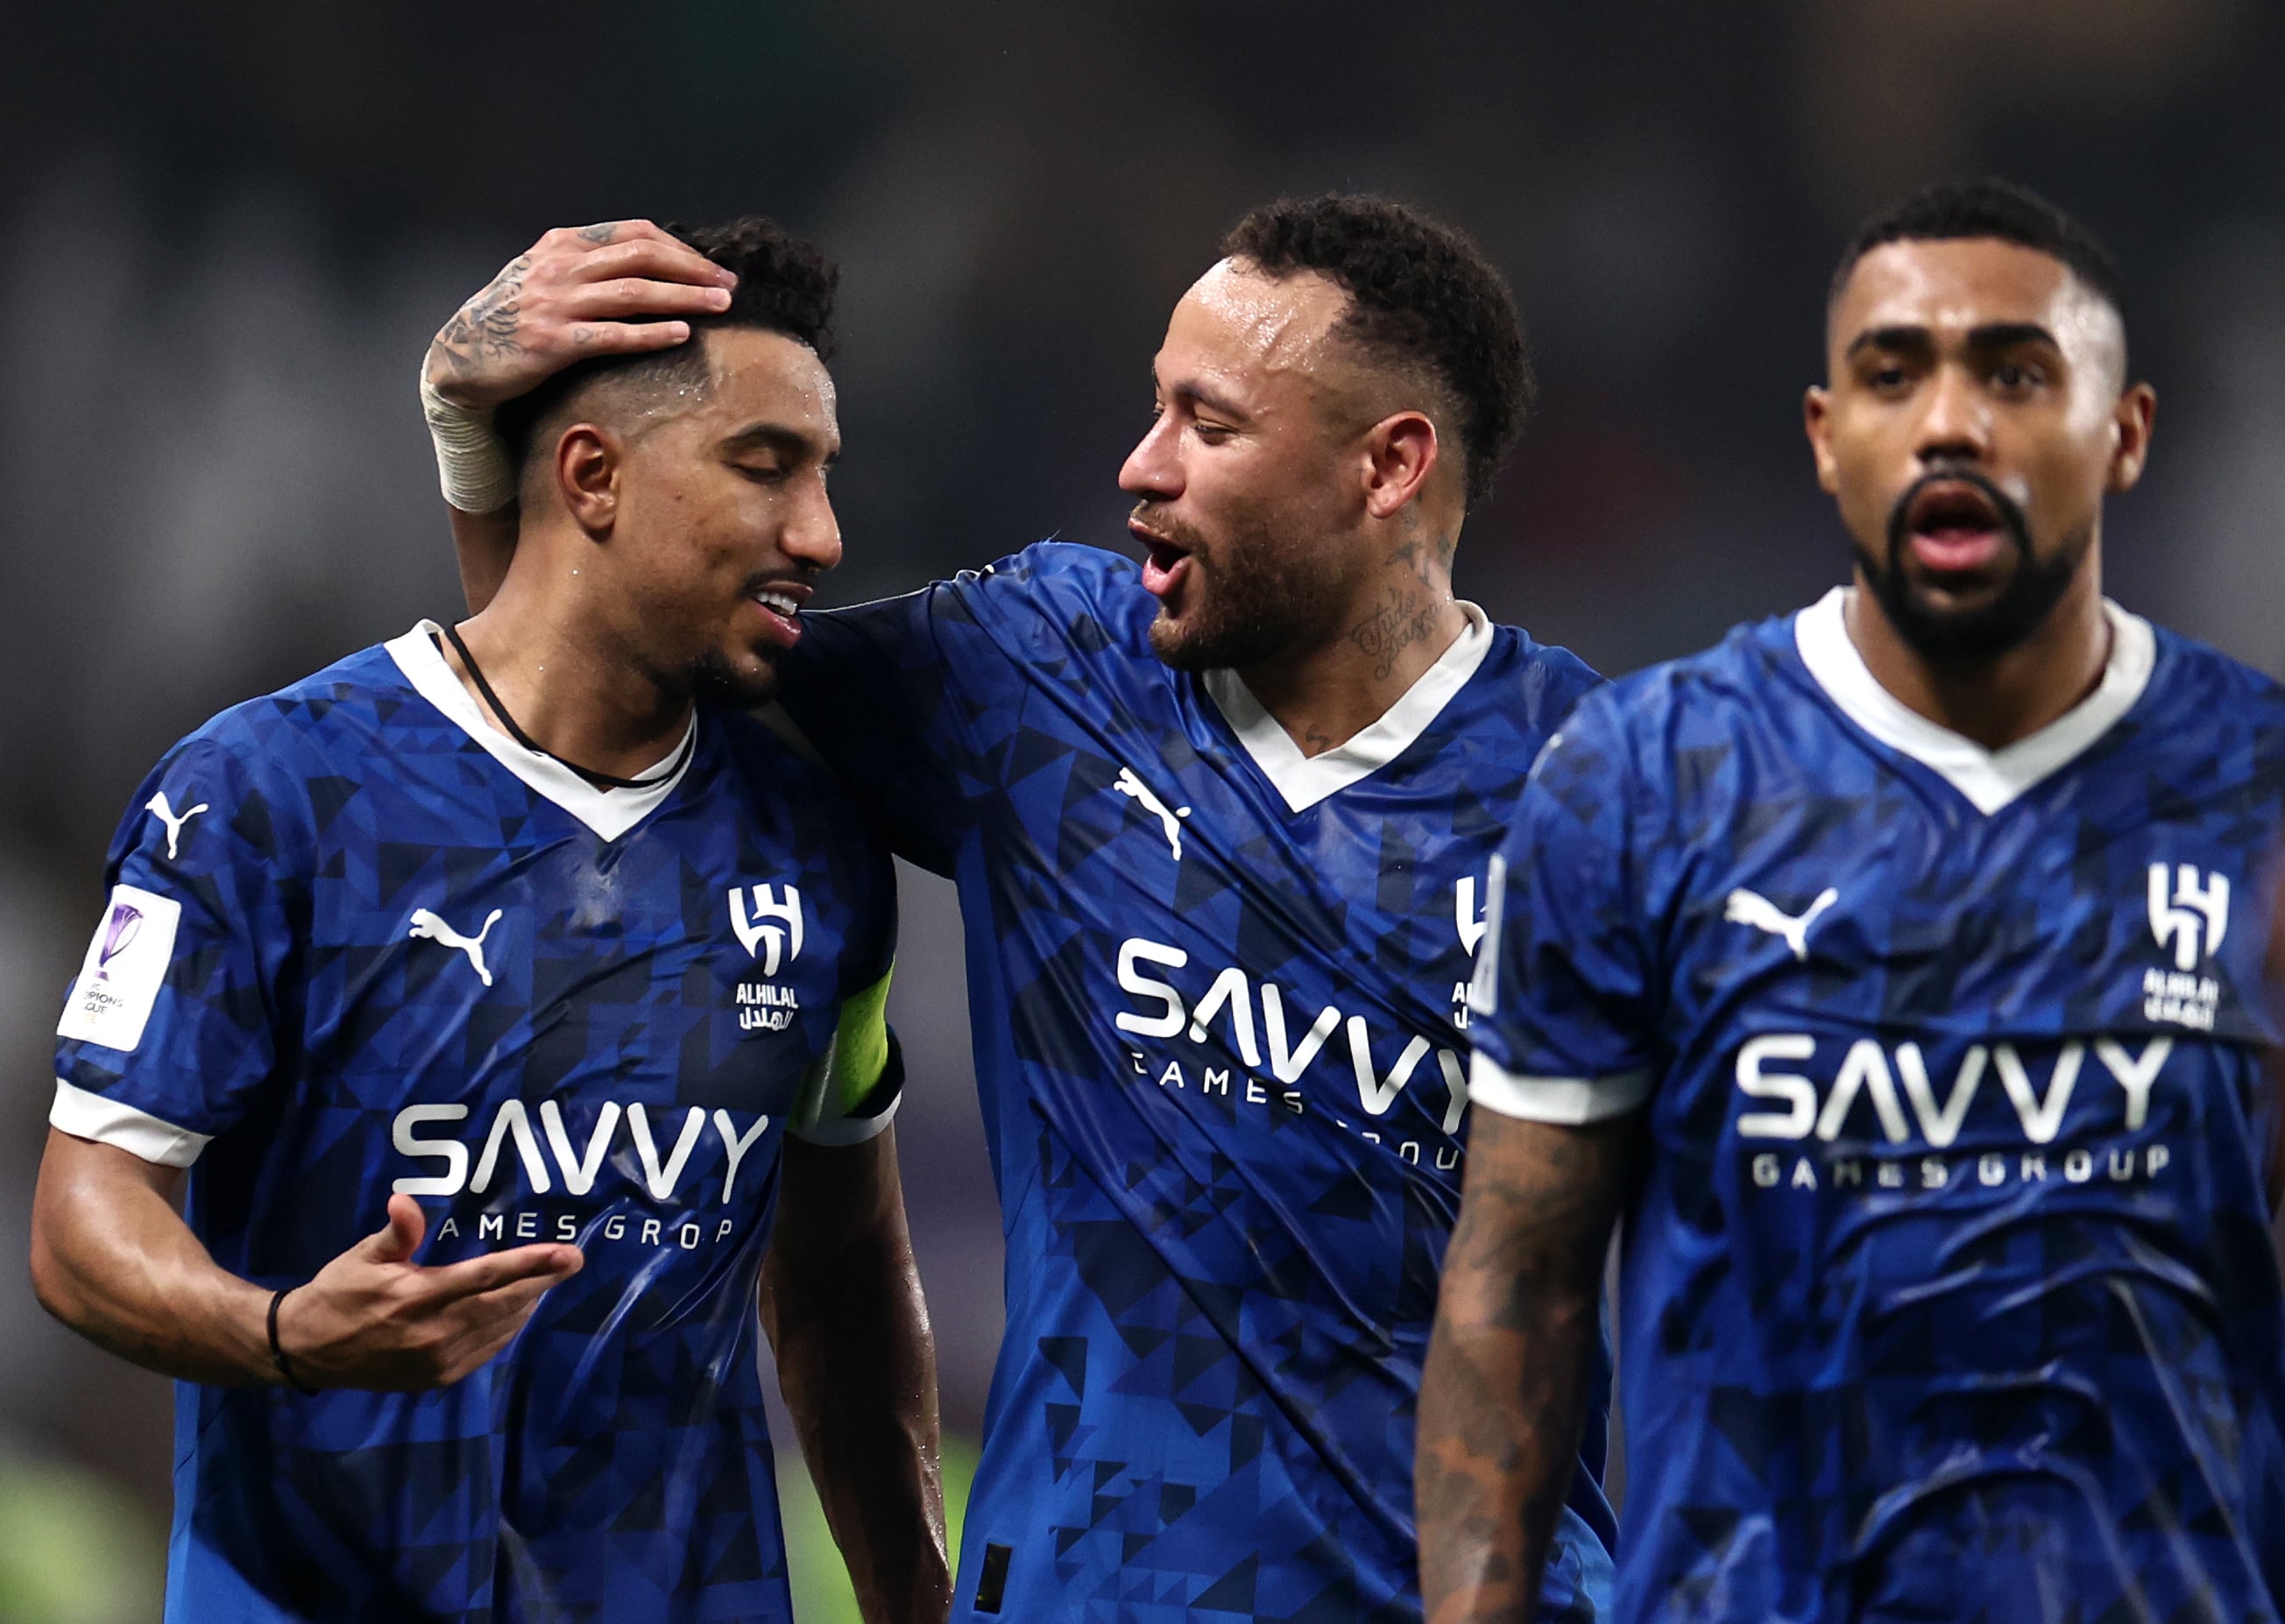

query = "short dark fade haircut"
[1220,194,1532,511]
[1830,177,2128,328]
[498,215,839,473]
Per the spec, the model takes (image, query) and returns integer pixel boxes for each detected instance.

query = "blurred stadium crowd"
[3,1,2282,1614]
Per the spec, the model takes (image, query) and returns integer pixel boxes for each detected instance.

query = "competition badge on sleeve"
[57,886,182,1053]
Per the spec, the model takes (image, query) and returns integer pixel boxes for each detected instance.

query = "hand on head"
[426,221,735,412]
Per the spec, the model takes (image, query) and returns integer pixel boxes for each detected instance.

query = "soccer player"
[1418,177,2285,1620]
[32,219,947,1624]
[428,197,1617,1620]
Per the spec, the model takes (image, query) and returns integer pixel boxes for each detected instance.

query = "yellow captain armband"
[787,965,903,1146]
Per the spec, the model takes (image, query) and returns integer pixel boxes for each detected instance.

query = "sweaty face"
[602,328,842,705]
[1809,237,2139,665]
[1120,260,1367,672]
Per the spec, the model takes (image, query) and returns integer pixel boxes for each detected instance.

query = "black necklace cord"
[437,624,695,792]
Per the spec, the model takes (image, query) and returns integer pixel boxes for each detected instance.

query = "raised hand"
[274,1193,584,1390]
[424,220,738,411]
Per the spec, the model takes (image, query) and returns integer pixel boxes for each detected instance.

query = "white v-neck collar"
[386,621,697,842]
[1203,602,1493,814]
[1793,587,2154,816]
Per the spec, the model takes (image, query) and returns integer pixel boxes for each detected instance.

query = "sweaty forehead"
[1829,237,2123,373]
[1163,258,1351,386]
[698,327,838,434]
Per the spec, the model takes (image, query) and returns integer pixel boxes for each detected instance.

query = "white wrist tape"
[420,366,519,514]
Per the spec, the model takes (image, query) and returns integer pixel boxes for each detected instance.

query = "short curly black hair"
[1220,194,1532,511]
[1831,177,2126,327]
[498,215,839,474]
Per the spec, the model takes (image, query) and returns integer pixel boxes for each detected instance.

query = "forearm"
[449,503,518,615]
[1417,1259,1602,1621]
[30,1133,276,1386]
[764,1133,948,1624]
[1416,1112,1638,1624]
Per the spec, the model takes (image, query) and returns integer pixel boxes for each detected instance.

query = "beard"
[1139,501,1351,673]
[672,569,806,710]
[1855,467,2090,667]
[685,645,781,710]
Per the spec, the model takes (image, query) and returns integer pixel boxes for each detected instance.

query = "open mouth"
[1902,480,2007,574]
[745,580,811,646]
[1132,524,1195,600]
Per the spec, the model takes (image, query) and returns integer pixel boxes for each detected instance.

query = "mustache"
[1884,465,2031,562]
[1129,503,1208,554]
[735,568,817,598]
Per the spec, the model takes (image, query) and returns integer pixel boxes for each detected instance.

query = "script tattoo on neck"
[1350,584,1440,681]
[431,253,533,379]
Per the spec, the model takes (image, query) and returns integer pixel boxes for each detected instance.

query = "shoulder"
[968,537,1143,595]
[159,641,415,792]
[941,539,1152,643]
[1420,623,1603,783]
[799,540,1150,673]
[2131,617,2285,789]
[1477,622,1604,723]
[110,641,413,873]
[1557,613,1796,756]
[2141,619,2285,731]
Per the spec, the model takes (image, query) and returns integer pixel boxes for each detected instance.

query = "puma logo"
[1724,886,1840,963]
[1114,767,1192,863]
[145,791,210,860]
[408,907,505,986]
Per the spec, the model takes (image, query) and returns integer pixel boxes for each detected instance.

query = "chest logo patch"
[730,883,804,975]
[1114,767,1192,862]
[408,907,504,986]
[145,791,209,859]
[1455,874,1491,955]
[1726,886,1840,962]
[2147,864,2227,971]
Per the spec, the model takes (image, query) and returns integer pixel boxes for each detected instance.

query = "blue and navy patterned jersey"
[777,540,1615,1622]
[1469,587,2285,1622]
[51,625,899,1624]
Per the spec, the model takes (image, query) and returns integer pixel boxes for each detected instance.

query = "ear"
[551,423,623,535]
[1802,385,1839,494]
[1362,410,1440,520]
[2106,381,2157,494]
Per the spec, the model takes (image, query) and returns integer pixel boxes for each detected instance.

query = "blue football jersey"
[52,625,900,1624]
[1469,588,2285,1622]
[777,540,1615,1622]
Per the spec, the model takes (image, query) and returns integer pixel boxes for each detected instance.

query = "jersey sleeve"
[1467,699,1661,1125]
[775,545,1125,876]
[52,735,304,1165]
[788,823,904,1147]
[774,577,987,876]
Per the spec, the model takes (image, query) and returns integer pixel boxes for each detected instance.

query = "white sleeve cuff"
[1468,1052,1652,1126]
[786,1084,902,1147]
[50,1078,211,1167]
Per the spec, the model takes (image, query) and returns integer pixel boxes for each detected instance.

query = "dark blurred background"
[4,2,2281,1616]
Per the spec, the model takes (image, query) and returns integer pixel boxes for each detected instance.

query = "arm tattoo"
[1418,1114,1641,1622]
[430,253,532,379]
